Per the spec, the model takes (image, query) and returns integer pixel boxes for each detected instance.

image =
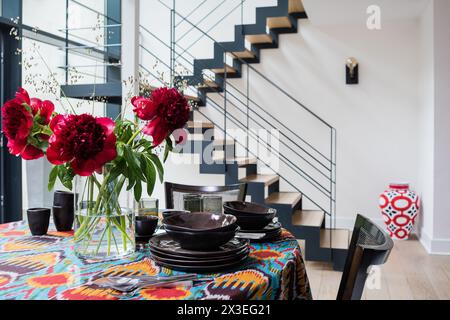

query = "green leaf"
[48,166,59,191]
[117,142,125,158]
[134,180,142,202]
[58,166,74,190]
[123,146,145,181]
[148,154,164,183]
[164,137,173,162]
[143,156,156,197]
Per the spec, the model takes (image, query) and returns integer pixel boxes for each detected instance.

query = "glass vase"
[73,166,135,261]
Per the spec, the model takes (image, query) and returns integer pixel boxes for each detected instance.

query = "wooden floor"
[302,237,450,300]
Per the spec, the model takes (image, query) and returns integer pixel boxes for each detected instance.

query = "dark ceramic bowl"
[136,215,159,236]
[165,225,239,250]
[163,212,237,233]
[27,208,51,236]
[225,210,276,230]
[223,201,276,216]
[161,210,190,220]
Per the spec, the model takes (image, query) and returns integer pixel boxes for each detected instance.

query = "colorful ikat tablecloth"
[0,221,312,300]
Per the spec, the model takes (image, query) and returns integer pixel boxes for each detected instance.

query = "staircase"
[61,0,349,271]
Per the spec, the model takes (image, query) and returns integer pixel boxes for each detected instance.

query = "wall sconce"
[346,57,359,85]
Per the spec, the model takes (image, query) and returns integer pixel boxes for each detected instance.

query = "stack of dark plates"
[149,234,249,272]
[224,202,282,243]
[150,212,249,272]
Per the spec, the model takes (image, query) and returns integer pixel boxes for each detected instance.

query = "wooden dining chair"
[337,214,394,300]
[164,182,248,211]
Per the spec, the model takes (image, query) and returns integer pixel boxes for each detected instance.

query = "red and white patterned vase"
[379,183,420,240]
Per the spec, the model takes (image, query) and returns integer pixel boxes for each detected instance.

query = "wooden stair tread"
[292,210,324,227]
[233,157,257,166]
[320,229,350,250]
[240,174,279,186]
[245,34,273,44]
[183,94,200,102]
[266,192,302,207]
[267,16,292,29]
[228,50,256,60]
[210,65,237,74]
[187,121,214,129]
[198,80,219,89]
[289,0,305,13]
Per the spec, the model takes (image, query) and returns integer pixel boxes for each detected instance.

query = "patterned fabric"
[0,222,312,300]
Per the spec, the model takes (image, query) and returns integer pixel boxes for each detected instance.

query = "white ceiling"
[302,0,431,26]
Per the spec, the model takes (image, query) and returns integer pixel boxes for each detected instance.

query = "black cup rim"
[54,190,75,196]
[27,208,51,214]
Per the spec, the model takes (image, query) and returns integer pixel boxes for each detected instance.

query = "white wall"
[428,0,450,253]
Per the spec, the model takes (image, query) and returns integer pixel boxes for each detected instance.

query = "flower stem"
[127,127,143,145]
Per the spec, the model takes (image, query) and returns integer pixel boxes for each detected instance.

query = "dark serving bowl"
[225,210,276,230]
[161,210,190,220]
[223,201,276,216]
[163,212,237,233]
[223,202,277,230]
[165,225,239,250]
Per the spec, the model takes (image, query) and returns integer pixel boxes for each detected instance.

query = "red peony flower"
[1,88,55,160]
[132,87,190,146]
[46,114,117,176]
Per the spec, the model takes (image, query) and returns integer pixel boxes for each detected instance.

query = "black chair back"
[165,182,247,211]
[337,214,394,300]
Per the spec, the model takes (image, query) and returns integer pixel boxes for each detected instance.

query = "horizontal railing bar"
[65,69,106,80]
[58,63,121,69]
[61,43,122,50]
[58,24,122,32]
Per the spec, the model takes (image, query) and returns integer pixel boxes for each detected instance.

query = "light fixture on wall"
[346,57,359,85]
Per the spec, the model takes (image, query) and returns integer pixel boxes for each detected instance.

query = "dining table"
[0,221,312,300]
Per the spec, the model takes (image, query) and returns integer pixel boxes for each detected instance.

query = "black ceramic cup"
[53,191,75,208]
[27,208,51,236]
[135,215,159,237]
[53,206,74,232]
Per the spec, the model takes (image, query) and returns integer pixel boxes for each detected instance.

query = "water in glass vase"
[73,168,136,261]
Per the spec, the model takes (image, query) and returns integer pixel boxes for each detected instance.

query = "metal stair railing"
[139,1,336,230]
[140,1,338,249]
